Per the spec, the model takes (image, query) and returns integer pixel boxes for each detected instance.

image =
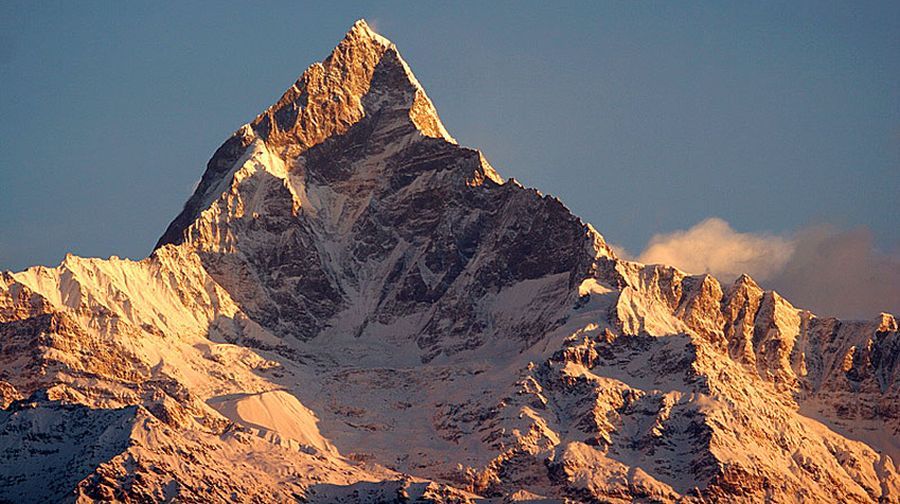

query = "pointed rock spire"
[156,21,458,249]
[345,19,391,46]
[732,273,762,293]
[250,19,453,150]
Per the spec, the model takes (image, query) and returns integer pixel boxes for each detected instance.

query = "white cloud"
[618,218,900,319]
[635,217,794,282]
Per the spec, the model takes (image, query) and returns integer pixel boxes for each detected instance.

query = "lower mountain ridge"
[2,20,897,503]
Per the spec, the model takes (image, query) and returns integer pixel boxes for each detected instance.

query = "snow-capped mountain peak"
[2,21,898,503]
[252,17,454,148]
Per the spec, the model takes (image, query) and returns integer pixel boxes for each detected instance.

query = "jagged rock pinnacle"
[249,18,453,149]
[156,20,456,249]
[346,19,391,46]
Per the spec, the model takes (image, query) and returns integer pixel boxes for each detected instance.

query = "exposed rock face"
[1,20,898,503]
[155,20,609,361]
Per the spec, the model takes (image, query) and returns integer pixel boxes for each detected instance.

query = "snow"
[208,390,336,455]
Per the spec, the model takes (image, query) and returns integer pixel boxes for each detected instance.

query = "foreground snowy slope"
[1,20,898,503]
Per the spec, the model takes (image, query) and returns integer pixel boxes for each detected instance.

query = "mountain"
[1,20,898,503]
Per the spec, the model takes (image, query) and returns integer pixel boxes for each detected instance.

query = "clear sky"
[1,2,898,317]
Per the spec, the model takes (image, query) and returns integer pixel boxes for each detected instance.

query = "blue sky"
[1,2,898,316]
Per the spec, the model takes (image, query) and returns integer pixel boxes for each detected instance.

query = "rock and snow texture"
[1,20,899,503]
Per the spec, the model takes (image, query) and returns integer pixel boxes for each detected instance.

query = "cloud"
[365,18,381,33]
[619,218,900,319]
[768,225,900,320]
[634,218,794,282]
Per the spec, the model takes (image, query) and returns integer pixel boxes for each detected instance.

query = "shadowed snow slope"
[1,20,898,503]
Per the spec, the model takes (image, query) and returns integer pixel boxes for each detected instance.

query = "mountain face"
[1,20,898,503]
